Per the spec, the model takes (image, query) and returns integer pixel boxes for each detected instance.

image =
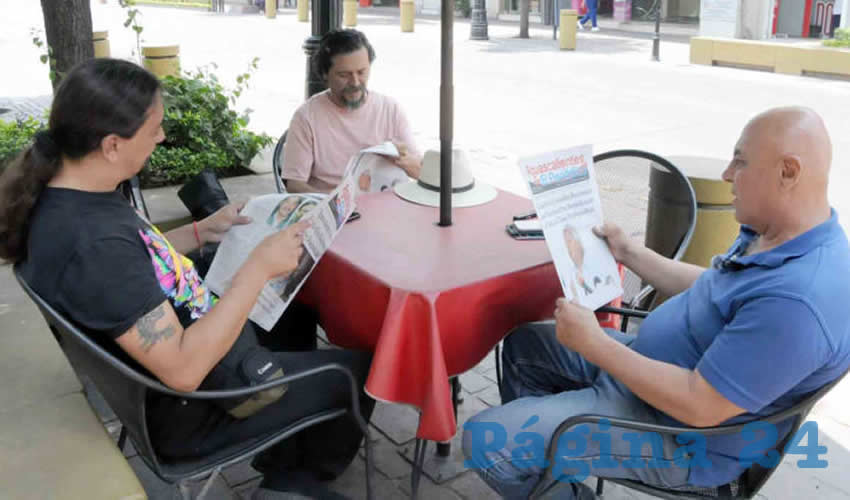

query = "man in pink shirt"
[283,29,422,193]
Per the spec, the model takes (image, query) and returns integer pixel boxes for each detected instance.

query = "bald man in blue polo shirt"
[463,107,850,499]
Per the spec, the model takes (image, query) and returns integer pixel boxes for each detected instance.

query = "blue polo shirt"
[632,209,850,487]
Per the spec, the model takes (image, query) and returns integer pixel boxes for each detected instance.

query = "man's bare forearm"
[623,245,706,297]
[582,332,707,426]
[171,260,269,390]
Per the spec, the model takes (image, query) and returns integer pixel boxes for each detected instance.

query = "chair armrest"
[150,362,357,400]
[631,285,655,309]
[596,305,649,319]
[149,362,369,430]
[549,406,808,447]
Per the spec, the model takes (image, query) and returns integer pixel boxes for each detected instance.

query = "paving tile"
[480,367,500,384]
[459,371,493,395]
[129,455,238,500]
[127,455,184,500]
[185,475,238,500]
[370,401,420,445]
[328,455,408,500]
[472,351,497,375]
[359,434,413,479]
[221,460,263,488]
[0,96,51,122]
[756,462,849,500]
[446,471,500,499]
[233,477,263,500]
[397,397,492,485]
[475,384,503,408]
[811,376,850,427]
[456,391,492,427]
[397,469,465,499]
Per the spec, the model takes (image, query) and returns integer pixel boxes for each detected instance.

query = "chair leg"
[495,343,502,390]
[363,427,374,500]
[596,477,605,496]
[410,438,428,500]
[452,376,464,406]
[117,426,127,452]
[196,465,222,500]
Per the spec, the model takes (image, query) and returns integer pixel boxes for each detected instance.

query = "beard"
[340,85,367,110]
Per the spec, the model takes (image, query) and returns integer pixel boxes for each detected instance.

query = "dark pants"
[151,249,375,483]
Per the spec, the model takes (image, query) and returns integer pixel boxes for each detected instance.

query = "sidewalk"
[2,2,850,499]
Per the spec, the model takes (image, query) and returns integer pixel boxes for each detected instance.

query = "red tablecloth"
[298,189,562,442]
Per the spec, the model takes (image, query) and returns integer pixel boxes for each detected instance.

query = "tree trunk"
[40,0,94,90]
[519,0,530,38]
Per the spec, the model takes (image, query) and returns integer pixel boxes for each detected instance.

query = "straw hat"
[394,149,497,208]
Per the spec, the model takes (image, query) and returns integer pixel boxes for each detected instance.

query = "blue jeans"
[462,323,690,499]
[578,0,598,27]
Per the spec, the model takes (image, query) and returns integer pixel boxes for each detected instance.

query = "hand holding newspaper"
[204,178,358,331]
[204,141,407,331]
[346,141,411,194]
[518,145,623,311]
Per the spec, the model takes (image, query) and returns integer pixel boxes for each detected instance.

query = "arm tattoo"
[137,304,176,352]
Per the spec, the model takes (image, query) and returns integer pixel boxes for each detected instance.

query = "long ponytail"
[0,133,63,262]
[0,58,160,263]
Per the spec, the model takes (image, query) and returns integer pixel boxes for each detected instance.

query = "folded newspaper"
[518,145,623,311]
[204,142,409,331]
[346,141,410,194]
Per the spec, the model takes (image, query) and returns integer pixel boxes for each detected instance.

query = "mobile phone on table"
[506,221,544,240]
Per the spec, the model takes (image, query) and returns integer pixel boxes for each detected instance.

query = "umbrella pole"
[439,0,454,227]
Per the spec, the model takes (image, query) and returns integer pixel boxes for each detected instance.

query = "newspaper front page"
[204,179,358,331]
[518,144,623,311]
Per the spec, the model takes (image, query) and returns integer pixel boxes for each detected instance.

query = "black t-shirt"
[20,187,227,458]
[21,188,218,335]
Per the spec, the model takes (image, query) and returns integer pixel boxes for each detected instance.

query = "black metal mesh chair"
[119,175,151,220]
[272,130,288,194]
[592,149,697,319]
[530,368,849,499]
[14,267,374,500]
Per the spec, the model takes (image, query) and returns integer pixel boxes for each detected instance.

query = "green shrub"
[0,66,270,187]
[0,116,45,172]
[456,0,471,18]
[143,65,273,188]
[824,28,850,48]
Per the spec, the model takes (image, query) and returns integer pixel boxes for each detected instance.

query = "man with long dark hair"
[282,29,422,193]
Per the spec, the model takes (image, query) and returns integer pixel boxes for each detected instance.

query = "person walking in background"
[832,0,843,38]
[578,0,600,31]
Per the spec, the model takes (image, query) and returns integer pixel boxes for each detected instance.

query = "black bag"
[200,324,288,419]
[177,170,230,221]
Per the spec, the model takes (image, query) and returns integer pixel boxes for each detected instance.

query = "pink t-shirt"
[282,90,420,187]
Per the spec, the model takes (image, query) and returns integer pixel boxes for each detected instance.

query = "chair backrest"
[119,175,150,219]
[14,266,168,475]
[272,130,288,194]
[740,367,849,497]
[593,150,697,308]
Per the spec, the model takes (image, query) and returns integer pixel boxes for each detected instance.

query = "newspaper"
[346,141,410,194]
[204,178,358,331]
[518,144,623,311]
